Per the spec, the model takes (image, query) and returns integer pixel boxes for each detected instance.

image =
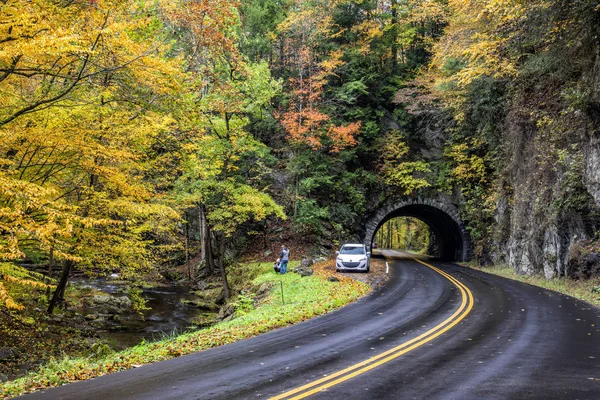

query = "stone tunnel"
[362,197,472,262]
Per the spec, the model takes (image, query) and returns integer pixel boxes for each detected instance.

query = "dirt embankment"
[315,257,389,289]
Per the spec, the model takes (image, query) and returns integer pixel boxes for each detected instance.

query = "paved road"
[23,251,600,399]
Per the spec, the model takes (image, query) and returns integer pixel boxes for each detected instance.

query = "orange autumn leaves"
[277,6,360,152]
[280,110,361,153]
[164,0,241,67]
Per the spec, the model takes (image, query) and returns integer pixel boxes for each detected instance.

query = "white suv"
[336,243,370,273]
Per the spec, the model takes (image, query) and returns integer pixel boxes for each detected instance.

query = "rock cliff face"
[491,49,600,278]
[492,126,587,278]
[585,135,600,206]
[497,145,600,278]
[398,51,600,278]
[584,49,600,206]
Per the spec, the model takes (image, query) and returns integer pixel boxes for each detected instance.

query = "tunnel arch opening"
[363,199,472,262]
[373,216,431,256]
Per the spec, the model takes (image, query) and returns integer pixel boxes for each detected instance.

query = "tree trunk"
[279,38,285,76]
[184,215,191,280]
[47,260,73,314]
[391,0,398,73]
[406,218,411,251]
[262,221,268,250]
[216,232,230,299]
[199,205,206,261]
[204,219,215,274]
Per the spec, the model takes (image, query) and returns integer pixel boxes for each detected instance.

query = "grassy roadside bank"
[462,262,600,308]
[1,260,370,398]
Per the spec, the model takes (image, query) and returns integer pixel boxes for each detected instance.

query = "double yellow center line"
[270,258,474,400]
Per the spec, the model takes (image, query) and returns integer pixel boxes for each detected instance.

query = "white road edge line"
[385,262,389,274]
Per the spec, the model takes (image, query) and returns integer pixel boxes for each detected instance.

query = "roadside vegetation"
[465,263,600,308]
[0,260,369,398]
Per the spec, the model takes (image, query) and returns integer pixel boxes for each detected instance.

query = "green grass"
[0,260,369,398]
[463,262,600,308]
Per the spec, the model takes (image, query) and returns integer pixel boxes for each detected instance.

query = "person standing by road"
[279,245,290,274]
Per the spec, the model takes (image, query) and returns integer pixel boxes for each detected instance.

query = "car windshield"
[340,246,365,255]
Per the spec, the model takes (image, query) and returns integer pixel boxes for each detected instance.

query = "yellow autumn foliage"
[448,142,488,184]
[428,0,548,102]
[0,263,55,310]
[1,0,286,311]
[0,0,261,310]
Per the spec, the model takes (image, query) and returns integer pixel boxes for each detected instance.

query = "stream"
[74,279,217,349]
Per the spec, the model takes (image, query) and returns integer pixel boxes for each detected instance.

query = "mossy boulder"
[180,299,219,311]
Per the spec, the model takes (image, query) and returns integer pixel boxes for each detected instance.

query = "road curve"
[22,251,600,400]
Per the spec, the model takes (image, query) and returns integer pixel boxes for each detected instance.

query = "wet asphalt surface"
[22,251,600,399]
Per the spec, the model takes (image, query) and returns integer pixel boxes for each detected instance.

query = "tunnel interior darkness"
[369,204,466,261]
